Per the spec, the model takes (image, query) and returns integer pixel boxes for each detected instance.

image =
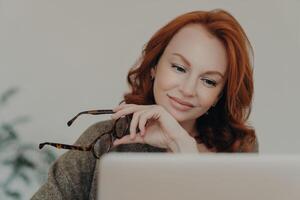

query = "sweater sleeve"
[31,120,114,200]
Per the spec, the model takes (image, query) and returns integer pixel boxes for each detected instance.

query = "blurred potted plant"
[0,88,56,200]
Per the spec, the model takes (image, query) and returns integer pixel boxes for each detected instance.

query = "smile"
[168,95,194,111]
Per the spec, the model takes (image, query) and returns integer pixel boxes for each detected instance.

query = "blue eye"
[171,64,186,73]
[202,78,217,87]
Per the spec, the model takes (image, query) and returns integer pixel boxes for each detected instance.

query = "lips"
[167,95,194,108]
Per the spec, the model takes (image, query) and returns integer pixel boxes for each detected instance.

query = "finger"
[113,135,131,146]
[139,111,152,136]
[112,104,149,120]
[112,103,131,112]
[129,111,142,140]
[111,105,139,119]
[140,108,161,134]
[113,103,141,112]
[113,134,144,146]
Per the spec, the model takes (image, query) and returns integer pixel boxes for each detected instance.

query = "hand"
[111,104,198,153]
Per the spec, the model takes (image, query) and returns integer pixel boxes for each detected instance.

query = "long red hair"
[123,9,257,152]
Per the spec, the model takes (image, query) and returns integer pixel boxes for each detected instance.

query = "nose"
[179,76,197,97]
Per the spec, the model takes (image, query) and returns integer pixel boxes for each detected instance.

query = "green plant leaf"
[0,87,57,199]
[18,172,30,184]
[14,154,36,170]
[0,87,19,105]
[5,189,21,200]
[1,123,18,140]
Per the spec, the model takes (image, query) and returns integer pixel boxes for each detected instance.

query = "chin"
[168,104,205,123]
[156,94,199,121]
[165,104,192,122]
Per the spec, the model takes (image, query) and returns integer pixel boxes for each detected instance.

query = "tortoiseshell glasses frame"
[39,109,132,159]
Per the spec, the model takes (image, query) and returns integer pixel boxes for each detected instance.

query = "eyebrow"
[171,53,225,79]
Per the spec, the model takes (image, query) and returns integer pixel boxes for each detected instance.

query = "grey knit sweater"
[31,119,166,200]
[31,118,258,199]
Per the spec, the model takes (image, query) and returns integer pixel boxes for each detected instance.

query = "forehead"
[163,24,227,74]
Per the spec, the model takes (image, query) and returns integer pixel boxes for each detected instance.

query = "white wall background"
[1,0,300,157]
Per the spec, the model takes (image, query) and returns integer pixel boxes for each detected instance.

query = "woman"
[32,9,258,199]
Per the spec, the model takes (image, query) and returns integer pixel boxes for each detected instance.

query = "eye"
[202,78,217,87]
[171,64,186,73]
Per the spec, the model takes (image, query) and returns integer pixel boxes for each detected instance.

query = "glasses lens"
[93,134,111,158]
[115,117,130,138]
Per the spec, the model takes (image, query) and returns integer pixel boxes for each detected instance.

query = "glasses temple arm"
[39,142,92,151]
[67,109,115,126]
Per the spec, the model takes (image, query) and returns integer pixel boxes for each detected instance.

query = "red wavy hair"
[123,9,257,152]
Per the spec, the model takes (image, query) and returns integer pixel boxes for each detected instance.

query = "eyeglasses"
[39,109,133,159]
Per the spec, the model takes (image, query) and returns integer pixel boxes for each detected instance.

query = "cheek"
[196,88,220,107]
[153,72,180,105]
[155,76,177,90]
[153,77,174,104]
[154,67,179,92]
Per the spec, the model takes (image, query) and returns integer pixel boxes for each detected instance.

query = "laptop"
[98,153,300,200]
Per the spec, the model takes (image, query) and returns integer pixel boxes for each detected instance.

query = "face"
[151,24,227,128]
